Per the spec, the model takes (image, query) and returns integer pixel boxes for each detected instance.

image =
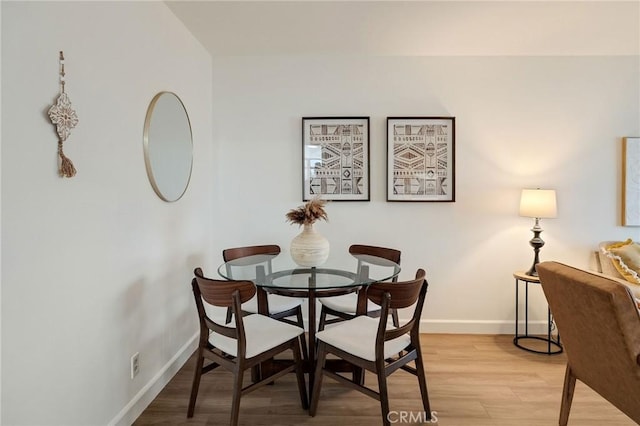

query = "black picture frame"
[302,117,370,201]
[387,117,456,202]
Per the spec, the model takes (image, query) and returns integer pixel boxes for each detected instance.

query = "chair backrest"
[223,245,281,262]
[194,267,256,308]
[367,269,428,342]
[349,244,401,264]
[537,261,640,423]
[350,244,401,283]
[223,245,281,278]
[192,267,256,347]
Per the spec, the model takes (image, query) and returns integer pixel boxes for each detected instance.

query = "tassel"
[58,140,76,178]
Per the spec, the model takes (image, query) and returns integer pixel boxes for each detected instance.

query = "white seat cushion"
[316,315,410,362]
[242,294,304,315]
[209,314,304,358]
[320,293,380,314]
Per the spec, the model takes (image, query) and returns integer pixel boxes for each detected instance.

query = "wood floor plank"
[133,334,637,426]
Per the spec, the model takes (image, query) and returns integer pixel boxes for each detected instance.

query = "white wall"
[193,1,640,333]
[211,54,640,331]
[1,2,214,425]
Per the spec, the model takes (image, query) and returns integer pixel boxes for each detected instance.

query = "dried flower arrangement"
[286,198,328,226]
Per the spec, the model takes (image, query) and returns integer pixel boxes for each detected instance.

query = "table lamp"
[519,188,557,277]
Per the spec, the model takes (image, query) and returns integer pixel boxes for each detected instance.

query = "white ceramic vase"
[290,223,330,267]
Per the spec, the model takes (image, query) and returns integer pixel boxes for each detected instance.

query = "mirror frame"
[143,91,193,202]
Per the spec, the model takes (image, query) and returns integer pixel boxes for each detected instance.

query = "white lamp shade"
[519,189,557,219]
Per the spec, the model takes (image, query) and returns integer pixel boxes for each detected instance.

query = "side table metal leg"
[515,278,519,337]
[524,280,529,336]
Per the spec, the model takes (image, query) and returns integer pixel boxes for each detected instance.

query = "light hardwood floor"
[133,334,637,425]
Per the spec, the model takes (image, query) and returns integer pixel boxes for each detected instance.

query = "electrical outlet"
[131,352,140,379]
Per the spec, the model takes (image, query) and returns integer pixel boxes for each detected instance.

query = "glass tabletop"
[217,252,401,291]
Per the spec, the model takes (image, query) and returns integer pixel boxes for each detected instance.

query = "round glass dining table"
[217,251,401,397]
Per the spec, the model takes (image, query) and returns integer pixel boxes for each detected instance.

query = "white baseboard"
[419,318,552,335]
[109,332,199,426]
[308,318,551,335]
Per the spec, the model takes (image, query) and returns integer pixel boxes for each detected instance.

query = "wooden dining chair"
[310,269,431,426]
[318,244,401,331]
[188,268,308,425]
[224,245,309,362]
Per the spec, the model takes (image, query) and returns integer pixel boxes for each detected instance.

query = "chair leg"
[559,365,576,426]
[414,345,432,418]
[187,349,204,418]
[292,338,309,409]
[251,363,262,384]
[377,367,391,426]
[391,308,400,328]
[298,334,309,364]
[296,307,309,362]
[318,306,327,331]
[352,366,365,385]
[309,341,328,417]
[230,366,244,426]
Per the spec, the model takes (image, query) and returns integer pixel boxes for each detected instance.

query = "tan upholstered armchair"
[537,262,640,425]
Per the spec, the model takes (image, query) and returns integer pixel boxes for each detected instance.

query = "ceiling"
[166,1,639,57]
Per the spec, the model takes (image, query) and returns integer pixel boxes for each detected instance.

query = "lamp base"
[526,218,545,278]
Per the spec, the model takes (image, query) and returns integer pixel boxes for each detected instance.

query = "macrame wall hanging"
[48,51,78,178]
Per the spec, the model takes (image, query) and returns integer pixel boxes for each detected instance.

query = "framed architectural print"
[623,137,640,226]
[387,117,455,202]
[302,117,370,201]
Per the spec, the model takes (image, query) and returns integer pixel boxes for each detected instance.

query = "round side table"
[513,271,563,354]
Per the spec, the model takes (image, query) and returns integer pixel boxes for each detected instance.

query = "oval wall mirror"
[143,91,193,202]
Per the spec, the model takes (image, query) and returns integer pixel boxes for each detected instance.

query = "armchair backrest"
[537,261,640,423]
